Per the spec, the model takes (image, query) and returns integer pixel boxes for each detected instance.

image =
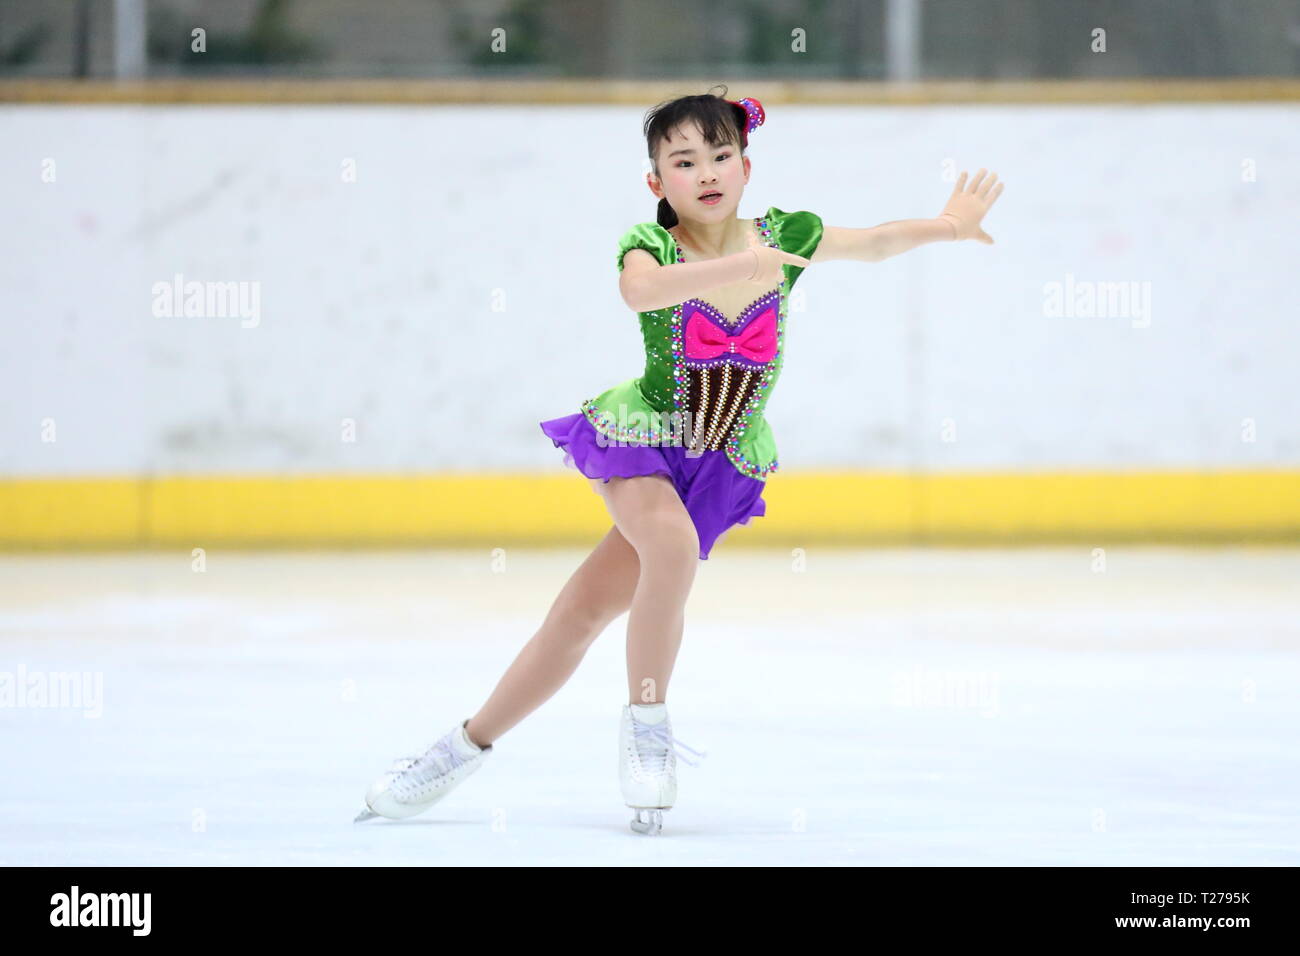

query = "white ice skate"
[354,718,492,822]
[619,702,706,835]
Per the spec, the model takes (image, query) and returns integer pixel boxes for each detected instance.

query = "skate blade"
[629,808,664,835]
[353,807,381,823]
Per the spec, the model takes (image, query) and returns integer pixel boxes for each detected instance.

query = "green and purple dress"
[540,206,823,559]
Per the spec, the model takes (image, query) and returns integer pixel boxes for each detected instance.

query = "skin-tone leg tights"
[464,475,698,749]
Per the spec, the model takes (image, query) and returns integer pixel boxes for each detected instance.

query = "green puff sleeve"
[616,222,675,274]
[765,206,823,289]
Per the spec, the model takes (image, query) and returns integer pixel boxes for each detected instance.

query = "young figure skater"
[356,86,1004,834]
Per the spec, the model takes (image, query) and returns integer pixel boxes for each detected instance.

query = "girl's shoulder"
[764,206,824,259]
[615,220,677,272]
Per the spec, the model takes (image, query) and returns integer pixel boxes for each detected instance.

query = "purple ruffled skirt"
[539,411,767,560]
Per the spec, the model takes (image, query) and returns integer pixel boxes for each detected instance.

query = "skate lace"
[632,718,707,771]
[391,735,468,796]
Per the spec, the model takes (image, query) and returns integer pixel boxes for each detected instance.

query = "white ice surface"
[1,546,1297,866]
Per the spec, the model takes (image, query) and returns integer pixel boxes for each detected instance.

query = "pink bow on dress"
[682,305,777,364]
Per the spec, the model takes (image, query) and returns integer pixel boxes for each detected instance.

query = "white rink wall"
[3,103,1298,477]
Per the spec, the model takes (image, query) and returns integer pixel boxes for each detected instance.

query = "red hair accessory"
[726,96,765,147]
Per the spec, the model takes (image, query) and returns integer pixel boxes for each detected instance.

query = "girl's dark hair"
[643,84,748,229]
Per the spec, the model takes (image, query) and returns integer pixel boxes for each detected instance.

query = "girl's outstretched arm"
[811,168,1005,264]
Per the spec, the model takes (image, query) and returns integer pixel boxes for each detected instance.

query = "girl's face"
[649,122,750,223]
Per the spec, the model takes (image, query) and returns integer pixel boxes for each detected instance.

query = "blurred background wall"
[4,0,1299,80]
[2,0,1299,548]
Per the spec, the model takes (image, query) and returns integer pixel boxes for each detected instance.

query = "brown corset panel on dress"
[681,363,764,453]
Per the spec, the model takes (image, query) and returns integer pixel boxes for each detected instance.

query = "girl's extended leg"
[465,524,639,748]
[590,474,700,706]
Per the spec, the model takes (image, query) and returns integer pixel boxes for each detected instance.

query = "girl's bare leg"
[590,474,700,706]
[464,524,640,748]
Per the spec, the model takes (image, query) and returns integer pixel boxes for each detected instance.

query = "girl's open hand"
[938,168,1004,244]
[745,230,811,285]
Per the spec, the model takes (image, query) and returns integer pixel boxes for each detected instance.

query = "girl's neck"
[672,216,750,259]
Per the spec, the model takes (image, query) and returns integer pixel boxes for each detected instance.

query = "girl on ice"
[357,86,1004,834]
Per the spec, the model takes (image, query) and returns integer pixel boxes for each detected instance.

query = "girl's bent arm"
[618,248,756,313]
